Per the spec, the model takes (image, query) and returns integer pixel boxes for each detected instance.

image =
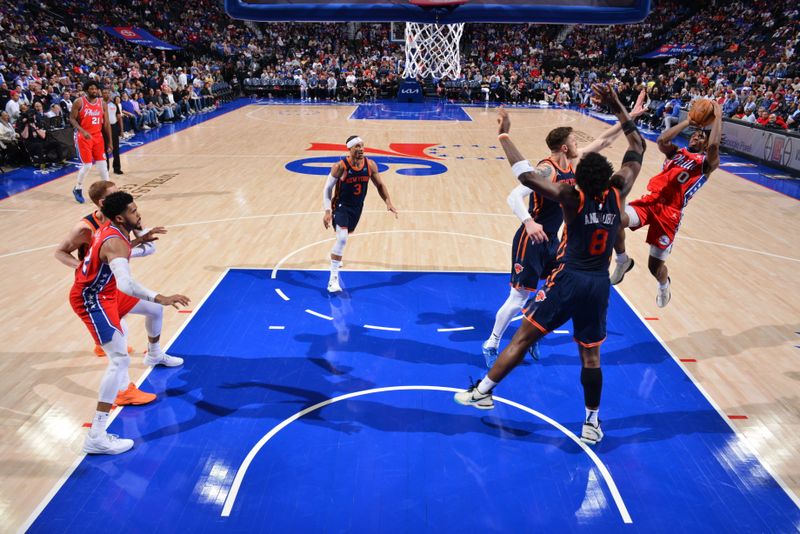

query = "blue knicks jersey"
[333,156,370,208]
[557,187,622,273]
[528,158,576,235]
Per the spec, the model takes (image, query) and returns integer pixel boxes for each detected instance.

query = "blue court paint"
[349,102,473,121]
[0,99,252,201]
[30,270,799,532]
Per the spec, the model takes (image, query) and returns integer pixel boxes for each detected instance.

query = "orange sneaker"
[114,383,157,406]
[92,345,135,357]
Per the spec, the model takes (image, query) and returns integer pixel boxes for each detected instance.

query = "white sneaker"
[144,350,184,367]
[610,257,634,285]
[454,381,494,410]
[84,432,134,455]
[580,421,604,445]
[656,278,671,308]
[327,276,342,293]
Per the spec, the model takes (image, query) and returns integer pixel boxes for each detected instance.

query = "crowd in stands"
[1,0,799,169]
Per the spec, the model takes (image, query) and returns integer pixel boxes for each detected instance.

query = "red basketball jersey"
[72,222,130,299]
[79,96,105,136]
[642,148,708,210]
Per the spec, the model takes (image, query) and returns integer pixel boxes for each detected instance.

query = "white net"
[402,22,464,80]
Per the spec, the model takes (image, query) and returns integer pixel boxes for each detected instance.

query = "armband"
[622,150,643,165]
[511,160,534,179]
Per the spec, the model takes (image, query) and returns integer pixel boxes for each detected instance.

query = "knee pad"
[331,227,348,256]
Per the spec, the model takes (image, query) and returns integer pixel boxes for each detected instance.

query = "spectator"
[5,91,21,124]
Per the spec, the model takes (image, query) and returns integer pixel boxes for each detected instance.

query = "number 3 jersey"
[556,187,622,274]
[332,156,370,208]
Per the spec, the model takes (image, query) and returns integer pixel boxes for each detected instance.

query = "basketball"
[689,99,715,127]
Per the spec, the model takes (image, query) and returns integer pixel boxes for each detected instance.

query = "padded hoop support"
[224,0,652,25]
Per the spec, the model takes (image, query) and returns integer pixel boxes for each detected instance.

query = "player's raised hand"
[497,107,511,135]
[524,219,548,244]
[323,211,332,229]
[631,89,647,118]
[591,83,622,113]
[155,293,191,309]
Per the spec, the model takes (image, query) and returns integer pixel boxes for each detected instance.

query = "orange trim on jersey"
[522,313,549,334]
[519,231,529,259]
[545,263,565,288]
[611,186,621,211]
[576,337,606,348]
[577,189,585,213]
[510,282,538,292]
[346,156,367,172]
[514,228,525,260]
[555,225,569,262]
[543,157,572,175]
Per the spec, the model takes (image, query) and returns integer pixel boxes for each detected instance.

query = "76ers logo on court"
[285,142,448,176]
[535,289,547,302]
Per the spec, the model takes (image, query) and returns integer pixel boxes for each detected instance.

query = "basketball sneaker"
[656,278,671,308]
[83,432,134,455]
[580,421,604,445]
[327,276,342,293]
[114,383,156,406]
[528,341,541,361]
[481,344,498,368]
[610,257,634,285]
[144,350,184,367]
[72,187,85,204]
[454,381,494,410]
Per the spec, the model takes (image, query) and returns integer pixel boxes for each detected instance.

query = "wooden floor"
[1,103,798,530]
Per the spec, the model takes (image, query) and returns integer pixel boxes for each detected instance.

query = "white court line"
[17,268,231,534]
[271,229,510,279]
[612,286,800,509]
[437,326,475,332]
[274,288,290,301]
[363,324,402,332]
[268,326,285,330]
[3,210,798,266]
[0,208,28,212]
[219,385,632,523]
[554,330,570,334]
[304,309,333,321]
[678,236,800,263]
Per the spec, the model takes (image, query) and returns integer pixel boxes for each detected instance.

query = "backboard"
[224,0,652,24]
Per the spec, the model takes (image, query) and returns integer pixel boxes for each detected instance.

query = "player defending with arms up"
[610,100,722,307]
[322,135,398,293]
[71,192,189,454]
[455,85,645,445]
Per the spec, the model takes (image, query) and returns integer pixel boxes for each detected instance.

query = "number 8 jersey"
[556,187,622,274]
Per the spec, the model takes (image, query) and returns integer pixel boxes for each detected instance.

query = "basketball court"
[1,0,800,531]
[2,99,798,531]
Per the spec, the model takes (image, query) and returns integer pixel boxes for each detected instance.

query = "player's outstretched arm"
[322,162,343,229]
[577,89,647,159]
[704,101,723,174]
[497,108,576,207]
[101,237,190,308]
[69,98,90,140]
[54,223,93,269]
[369,160,398,218]
[657,117,690,157]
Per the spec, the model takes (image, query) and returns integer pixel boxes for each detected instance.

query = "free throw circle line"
[219,385,632,524]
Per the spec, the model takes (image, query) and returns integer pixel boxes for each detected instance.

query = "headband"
[346,137,363,149]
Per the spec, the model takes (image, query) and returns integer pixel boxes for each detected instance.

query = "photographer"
[16,104,68,166]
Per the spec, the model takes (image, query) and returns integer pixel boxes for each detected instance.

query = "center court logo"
[285,142,448,176]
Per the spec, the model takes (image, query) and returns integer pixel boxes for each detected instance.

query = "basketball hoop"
[402,0,466,80]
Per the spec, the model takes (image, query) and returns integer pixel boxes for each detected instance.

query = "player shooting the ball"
[609,98,722,307]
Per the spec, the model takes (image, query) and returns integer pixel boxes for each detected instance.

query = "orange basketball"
[689,99,715,126]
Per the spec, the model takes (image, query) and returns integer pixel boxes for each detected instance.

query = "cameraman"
[16,104,68,166]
